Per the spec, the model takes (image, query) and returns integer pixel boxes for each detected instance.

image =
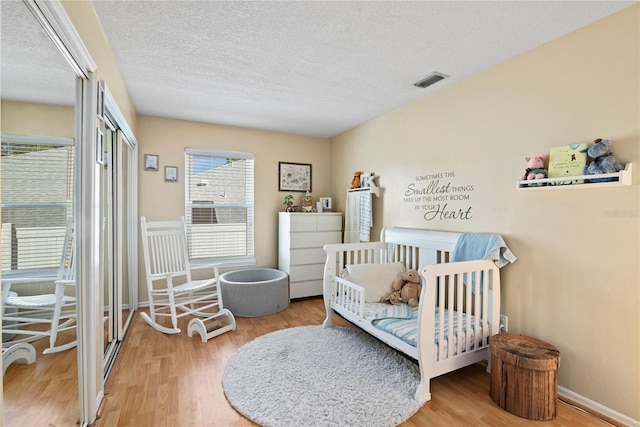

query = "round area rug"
[222,325,421,427]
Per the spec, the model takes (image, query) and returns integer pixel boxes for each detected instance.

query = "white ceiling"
[2,1,635,138]
[1,1,77,107]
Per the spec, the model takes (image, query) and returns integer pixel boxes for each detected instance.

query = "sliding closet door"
[115,130,136,341]
[101,106,137,378]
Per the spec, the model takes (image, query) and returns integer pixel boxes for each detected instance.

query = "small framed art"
[144,154,159,171]
[165,166,178,182]
[279,161,312,192]
[319,197,332,211]
[96,128,104,165]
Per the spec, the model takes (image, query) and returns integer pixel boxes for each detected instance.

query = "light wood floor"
[95,297,610,427]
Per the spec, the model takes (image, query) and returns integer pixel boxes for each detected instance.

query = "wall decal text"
[403,171,475,221]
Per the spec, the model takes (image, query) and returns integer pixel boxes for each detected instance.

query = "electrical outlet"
[500,315,508,332]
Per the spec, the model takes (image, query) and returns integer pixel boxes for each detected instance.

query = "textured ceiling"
[2,1,634,138]
[1,1,76,107]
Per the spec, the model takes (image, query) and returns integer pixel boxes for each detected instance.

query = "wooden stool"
[490,333,560,420]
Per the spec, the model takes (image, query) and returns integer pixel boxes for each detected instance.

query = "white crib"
[322,227,503,404]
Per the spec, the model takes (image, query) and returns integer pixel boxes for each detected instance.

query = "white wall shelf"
[517,163,633,190]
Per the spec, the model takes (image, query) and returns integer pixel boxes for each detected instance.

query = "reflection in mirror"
[1,1,79,425]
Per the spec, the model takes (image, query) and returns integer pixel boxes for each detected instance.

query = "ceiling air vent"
[413,72,448,88]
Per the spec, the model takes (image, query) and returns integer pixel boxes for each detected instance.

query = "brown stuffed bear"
[350,171,362,189]
[400,269,421,307]
[301,191,316,212]
[380,269,422,307]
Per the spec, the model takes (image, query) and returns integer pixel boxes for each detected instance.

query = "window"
[1,135,74,271]
[185,148,255,265]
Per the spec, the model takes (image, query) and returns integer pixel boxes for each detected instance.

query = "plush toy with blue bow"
[581,138,624,182]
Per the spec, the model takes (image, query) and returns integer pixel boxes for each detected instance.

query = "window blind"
[184,148,254,263]
[1,135,74,271]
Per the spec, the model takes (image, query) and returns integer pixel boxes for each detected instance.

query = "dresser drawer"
[290,231,341,249]
[287,213,342,232]
[289,215,318,232]
[316,215,342,231]
[290,280,323,299]
[289,264,324,282]
[290,248,327,265]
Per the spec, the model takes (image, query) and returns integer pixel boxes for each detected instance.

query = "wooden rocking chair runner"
[140,216,235,340]
[1,220,77,355]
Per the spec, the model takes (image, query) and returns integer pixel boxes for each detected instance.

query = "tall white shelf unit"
[278,212,342,299]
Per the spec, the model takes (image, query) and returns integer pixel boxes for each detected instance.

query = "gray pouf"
[220,268,289,317]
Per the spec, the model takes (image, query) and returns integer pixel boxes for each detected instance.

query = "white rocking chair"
[140,216,235,340]
[2,220,77,354]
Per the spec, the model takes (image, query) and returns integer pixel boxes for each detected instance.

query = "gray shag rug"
[222,325,421,427]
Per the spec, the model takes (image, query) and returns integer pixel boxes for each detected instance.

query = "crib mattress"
[363,303,485,360]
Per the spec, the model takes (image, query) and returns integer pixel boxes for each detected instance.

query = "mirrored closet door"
[1,1,81,425]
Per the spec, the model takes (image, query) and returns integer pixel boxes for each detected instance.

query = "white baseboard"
[559,386,639,427]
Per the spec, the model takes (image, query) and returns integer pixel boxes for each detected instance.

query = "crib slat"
[482,269,490,345]
[473,268,482,350]
[464,271,472,353]
[438,275,446,361]
[456,272,464,355]
[446,274,454,358]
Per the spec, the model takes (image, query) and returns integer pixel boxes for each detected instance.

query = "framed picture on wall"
[165,166,178,182]
[279,161,312,192]
[144,154,159,171]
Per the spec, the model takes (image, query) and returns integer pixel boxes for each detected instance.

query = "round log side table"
[490,333,561,421]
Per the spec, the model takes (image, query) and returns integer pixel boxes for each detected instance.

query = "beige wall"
[136,116,331,297]
[1,101,75,137]
[331,5,639,420]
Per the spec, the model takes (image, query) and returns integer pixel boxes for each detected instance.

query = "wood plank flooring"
[3,328,79,427]
[95,297,610,427]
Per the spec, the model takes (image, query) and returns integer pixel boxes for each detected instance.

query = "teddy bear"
[380,269,422,307]
[523,156,547,186]
[350,171,362,189]
[581,138,624,182]
[301,191,316,212]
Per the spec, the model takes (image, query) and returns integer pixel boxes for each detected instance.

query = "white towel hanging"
[345,189,375,243]
[344,191,361,243]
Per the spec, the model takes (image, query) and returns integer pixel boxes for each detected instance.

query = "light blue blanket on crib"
[370,304,476,348]
[451,232,517,267]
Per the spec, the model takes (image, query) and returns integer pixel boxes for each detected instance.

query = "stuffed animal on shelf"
[350,171,362,189]
[380,269,422,307]
[523,156,547,186]
[301,190,316,212]
[581,138,624,182]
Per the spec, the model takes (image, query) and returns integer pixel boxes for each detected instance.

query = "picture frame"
[319,197,332,211]
[96,81,105,120]
[279,161,312,192]
[165,166,178,182]
[96,128,104,165]
[144,154,159,171]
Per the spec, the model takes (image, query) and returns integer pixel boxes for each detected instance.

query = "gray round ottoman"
[220,268,289,317]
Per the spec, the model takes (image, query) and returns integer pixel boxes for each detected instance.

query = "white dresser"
[278,212,342,299]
